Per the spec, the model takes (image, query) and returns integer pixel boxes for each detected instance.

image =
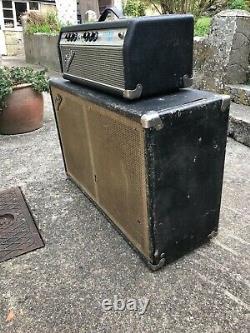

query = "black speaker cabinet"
[49,79,230,270]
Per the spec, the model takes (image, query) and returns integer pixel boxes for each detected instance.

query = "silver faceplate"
[60,28,127,47]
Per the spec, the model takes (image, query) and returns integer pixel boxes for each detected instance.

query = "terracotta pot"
[0,84,44,135]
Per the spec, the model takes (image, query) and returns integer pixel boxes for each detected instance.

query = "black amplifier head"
[58,14,194,99]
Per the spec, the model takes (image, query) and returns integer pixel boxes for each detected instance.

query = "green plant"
[228,0,249,10]
[124,0,146,16]
[0,67,49,111]
[24,11,62,35]
[194,16,211,36]
[141,0,225,16]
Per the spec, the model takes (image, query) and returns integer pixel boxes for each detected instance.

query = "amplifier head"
[58,14,194,99]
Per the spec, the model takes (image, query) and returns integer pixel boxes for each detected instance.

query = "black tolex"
[50,78,229,270]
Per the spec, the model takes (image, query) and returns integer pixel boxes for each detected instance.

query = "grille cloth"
[52,87,150,258]
[60,46,125,89]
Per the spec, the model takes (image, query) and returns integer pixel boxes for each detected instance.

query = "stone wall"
[55,0,77,25]
[0,30,7,55]
[193,10,250,93]
[4,30,24,56]
[23,33,60,71]
[40,3,57,15]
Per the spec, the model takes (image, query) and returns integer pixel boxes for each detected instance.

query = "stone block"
[24,33,60,71]
[3,30,24,56]
[229,103,250,147]
[225,84,250,106]
[194,10,250,92]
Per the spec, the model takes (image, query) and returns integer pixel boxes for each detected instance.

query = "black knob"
[88,32,94,42]
[84,32,90,41]
[93,31,98,42]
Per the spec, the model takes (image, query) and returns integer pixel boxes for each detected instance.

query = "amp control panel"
[60,28,127,47]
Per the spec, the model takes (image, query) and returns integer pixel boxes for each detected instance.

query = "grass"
[194,16,212,37]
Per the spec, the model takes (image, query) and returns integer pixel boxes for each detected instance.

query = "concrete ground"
[1,55,28,68]
[0,59,250,332]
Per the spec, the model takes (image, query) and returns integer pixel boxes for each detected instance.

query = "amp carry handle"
[98,7,123,22]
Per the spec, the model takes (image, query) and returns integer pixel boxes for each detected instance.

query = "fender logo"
[64,50,75,72]
[54,94,62,112]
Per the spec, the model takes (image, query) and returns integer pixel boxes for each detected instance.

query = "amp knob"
[84,32,90,41]
[89,32,96,42]
[93,31,98,42]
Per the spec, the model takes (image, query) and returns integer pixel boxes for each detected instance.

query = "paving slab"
[0,91,249,333]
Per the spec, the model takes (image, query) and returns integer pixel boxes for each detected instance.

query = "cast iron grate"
[0,187,44,263]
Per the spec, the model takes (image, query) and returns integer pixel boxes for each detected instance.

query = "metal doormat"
[0,187,44,263]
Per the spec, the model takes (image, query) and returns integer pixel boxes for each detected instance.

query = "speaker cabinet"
[50,79,229,270]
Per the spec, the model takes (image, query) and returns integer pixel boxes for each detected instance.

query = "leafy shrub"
[141,0,219,16]
[124,0,146,17]
[194,16,212,36]
[24,11,61,35]
[0,67,49,111]
[228,0,249,10]
[134,0,249,15]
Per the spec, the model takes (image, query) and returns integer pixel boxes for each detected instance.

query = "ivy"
[228,0,249,10]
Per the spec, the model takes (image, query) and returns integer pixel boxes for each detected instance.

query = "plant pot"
[0,84,44,135]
